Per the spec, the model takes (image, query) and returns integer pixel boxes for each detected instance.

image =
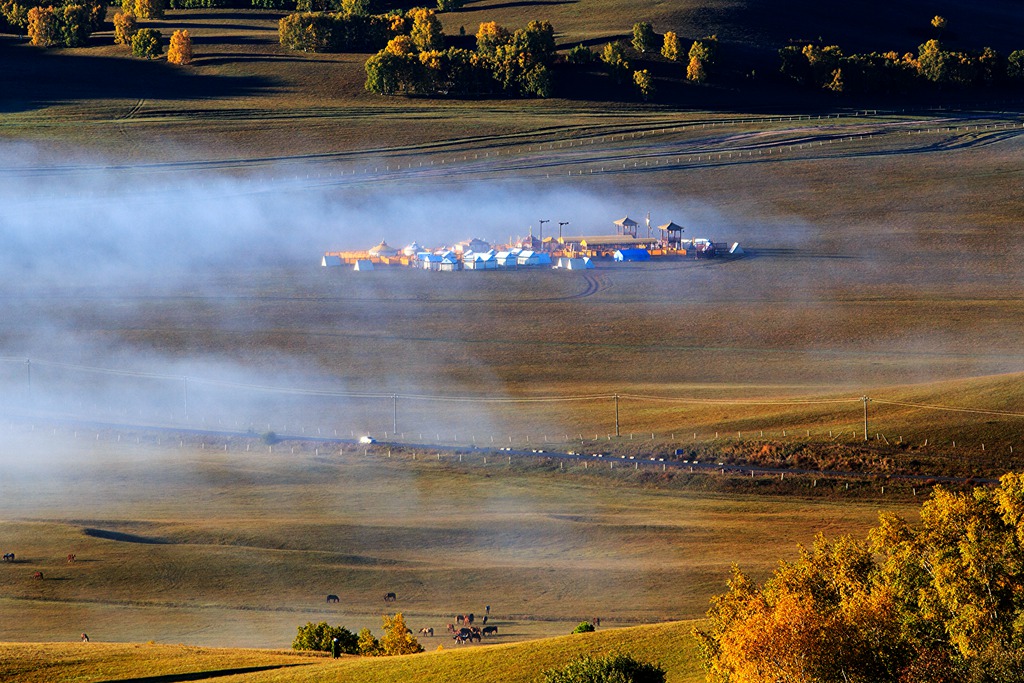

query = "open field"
[0,432,909,647]
[1,620,702,682]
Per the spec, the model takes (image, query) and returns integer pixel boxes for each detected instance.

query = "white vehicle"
[359,436,376,444]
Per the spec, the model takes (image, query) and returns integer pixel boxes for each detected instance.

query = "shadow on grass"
[83,528,170,544]
[465,0,577,9]
[95,664,309,683]
[0,38,278,114]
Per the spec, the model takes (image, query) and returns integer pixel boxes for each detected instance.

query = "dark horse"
[384,592,397,602]
[482,626,498,636]
[326,594,340,603]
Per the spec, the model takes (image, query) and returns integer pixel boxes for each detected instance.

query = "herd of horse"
[323,592,499,644]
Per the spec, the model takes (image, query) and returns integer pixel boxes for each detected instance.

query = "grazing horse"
[452,632,469,644]
[81,633,90,642]
[467,613,475,624]
[326,594,340,603]
[2,553,14,562]
[383,592,397,602]
[67,554,76,563]
[470,629,481,642]
[482,626,498,636]
[419,627,433,637]
[33,571,43,579]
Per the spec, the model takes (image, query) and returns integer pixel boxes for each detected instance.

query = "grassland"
[2,0,1024,678]
[0,432,910,648]
[1,621,703,682]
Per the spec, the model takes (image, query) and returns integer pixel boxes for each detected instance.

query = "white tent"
[403,242,422,257]
[353,260,374,271]
[517,250,540,266]
[495,251,518,267]
[368,240,399,257]
[557,257,593,270]
[465,253,497,270]
[439,255,460,271]
[321,255,343,267]
[729,242,744,255]
[420,254,442,271]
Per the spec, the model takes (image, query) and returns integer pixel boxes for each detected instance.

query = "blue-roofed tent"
[614,248,651,262]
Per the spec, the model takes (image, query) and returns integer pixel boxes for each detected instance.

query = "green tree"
[601,40,629,82]
[1008,49,1024,80]
[631,21,655,53]
[566,43,593,65]
[542,653,666,683]
[131,27,162,58]
[357,627,381,656]
[436,0,462,11]
[292,621,359,653]
[660,30,680,61]
[633,68,654,100]
[571,621,596,634]
[379,613,423,656]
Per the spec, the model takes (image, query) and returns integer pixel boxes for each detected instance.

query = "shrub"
[571,621,595,634]
[131,27,162,57]
[567,43,593,65]
[631,21,655,53]
[542,653,666,683]
[113,11,137,45]
[293,621,358,653]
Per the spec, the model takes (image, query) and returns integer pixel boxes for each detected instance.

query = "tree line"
[2,0,192,62]
[696,473,1024,682]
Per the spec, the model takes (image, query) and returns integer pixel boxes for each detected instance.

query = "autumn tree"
[566,43,593,65]
[660,30,680,61]
[167,28,192,64]
[697,474,1024,683]
[379,613,423,656]
[633,68,654,100]
[931,15,947,33]
[436,0,463,11]
[601,40,628,82]
[687,36,717,83]
[340,0,368,15]
[113,11,136,45]
[409,7,442,51]
[631,21,655,53]
[124,0,164,19]
[475,20,508,57]
[26,5,58,46]
[131,27,162,58]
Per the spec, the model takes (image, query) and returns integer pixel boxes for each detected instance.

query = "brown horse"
[67,554,76,563]
[33,571,43,579]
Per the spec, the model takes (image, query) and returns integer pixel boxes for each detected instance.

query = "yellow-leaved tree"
[167,29,192,65]
[696,473,1024,683]
[379,613,423,656]
[113,11,137,46]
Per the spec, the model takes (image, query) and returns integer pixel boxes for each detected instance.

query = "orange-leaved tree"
[167,29,192,65]
[696,473,1024,683]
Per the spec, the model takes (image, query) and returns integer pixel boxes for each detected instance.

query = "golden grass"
[0,621,703,683]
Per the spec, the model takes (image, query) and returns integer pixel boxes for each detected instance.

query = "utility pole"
[538,219,549,246]
[393,394,398,434]
[183,377,189,420]
[862,396,869,441]
[558,221,569,240]
[614,394,620,437]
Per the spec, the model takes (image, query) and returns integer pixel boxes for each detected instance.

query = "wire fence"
[2,357,1023,455]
